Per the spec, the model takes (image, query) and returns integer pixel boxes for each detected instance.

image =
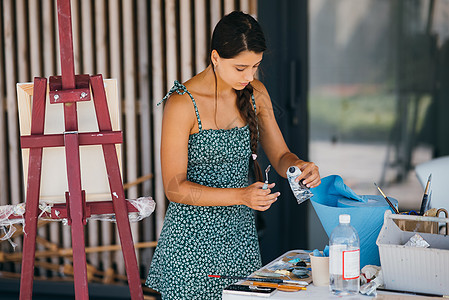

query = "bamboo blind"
[0,0,257,281]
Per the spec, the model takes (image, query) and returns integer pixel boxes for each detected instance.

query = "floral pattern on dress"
[145,81,261,300]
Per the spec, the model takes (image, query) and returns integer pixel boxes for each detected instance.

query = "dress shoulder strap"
[251,92,260,140]
[157,80,202,131]
[251,93,257,115]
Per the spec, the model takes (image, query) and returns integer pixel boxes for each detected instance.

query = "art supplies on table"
[220,250,311,297]
[251,250,312,285]
[223,284,276,297]
[376,210,449,296]
[309,250,330,287]
[210,274,308,286]
[262,165,271,190]
[329,214,360,295]
[374,183,400,214]
[310,175,399,267]
[287,166,313,204]
[209,275,283,284]
[419,174,432,215]
[244,281,306,292]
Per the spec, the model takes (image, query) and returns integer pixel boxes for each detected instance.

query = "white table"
[223,284,372,300]
[222,250,437,300]
[222,284,440,300]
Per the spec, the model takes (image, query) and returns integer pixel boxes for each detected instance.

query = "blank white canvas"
[17,79,122,203]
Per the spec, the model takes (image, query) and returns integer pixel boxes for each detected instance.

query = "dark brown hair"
[210,11,266,182]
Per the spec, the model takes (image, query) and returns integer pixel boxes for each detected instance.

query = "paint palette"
[249,250,313,285]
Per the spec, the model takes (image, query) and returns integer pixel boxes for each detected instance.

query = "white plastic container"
[376,210,449,296]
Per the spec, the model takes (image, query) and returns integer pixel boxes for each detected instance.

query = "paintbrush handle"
[244,277,283,284]
[420,174,432,215]
[262,181,268,190]
[375,184,399,214]
[424,174,432,194]
[419,194,429,216]
[250,281,307,291]
[209,275,283,284]
[384,196,399,214]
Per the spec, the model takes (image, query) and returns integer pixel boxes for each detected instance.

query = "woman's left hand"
[295,161,321,188]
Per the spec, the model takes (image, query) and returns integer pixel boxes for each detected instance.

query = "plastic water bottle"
[329,214,360,296]
[286,166,313,204]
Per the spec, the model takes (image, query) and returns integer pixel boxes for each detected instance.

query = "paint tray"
[376,211,449,296]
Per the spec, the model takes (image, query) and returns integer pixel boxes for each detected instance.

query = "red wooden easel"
[19,1,144,299]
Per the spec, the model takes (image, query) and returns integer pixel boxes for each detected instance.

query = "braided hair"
[210,11,266,182]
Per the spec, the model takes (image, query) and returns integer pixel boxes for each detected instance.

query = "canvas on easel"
[17,74,145,300]
[17,79,122,203]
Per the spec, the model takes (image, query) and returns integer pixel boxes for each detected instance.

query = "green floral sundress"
[145,81,262,299]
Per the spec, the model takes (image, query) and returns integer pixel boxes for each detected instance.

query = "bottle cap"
[287,166,301,177]
[339,214,350,224]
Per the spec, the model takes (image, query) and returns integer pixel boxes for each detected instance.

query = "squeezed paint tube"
[287,166,313,204]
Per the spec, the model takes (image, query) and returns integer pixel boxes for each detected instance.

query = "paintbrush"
[262,165,271,190]
[419,174,432,216]
[374,183,399,214]
[249,281,307,291]
[209,274,283,284]
[208,274,308,287]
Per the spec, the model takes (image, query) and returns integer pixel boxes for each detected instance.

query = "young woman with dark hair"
[146,11,320,299]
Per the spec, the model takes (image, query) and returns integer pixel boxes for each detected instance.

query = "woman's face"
[213,50,263,91]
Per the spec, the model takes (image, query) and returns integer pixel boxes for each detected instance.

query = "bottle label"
[329,245,344,275]
[342,249,360,280]
[330,245,360,279]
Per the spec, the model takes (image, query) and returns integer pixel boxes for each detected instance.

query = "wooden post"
[165,0,177,92]
[150,0,165,236]
[194,0,207,72]
[224,0,235,14]
[122,2,139,267]
[180,0,193,82]
[64,133,89,299]
[210,0,221,35]
[137,0,154,265]
[19,77,47,300]
[91,74,143,300]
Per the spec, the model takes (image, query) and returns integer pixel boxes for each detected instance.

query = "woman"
[146,11,320,299]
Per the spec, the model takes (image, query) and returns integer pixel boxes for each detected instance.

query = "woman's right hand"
[240,182,280,211]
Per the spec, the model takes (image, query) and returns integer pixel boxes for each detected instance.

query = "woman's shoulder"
[251,79,269,98]
[251,79,271,109]
[164,87,194,107]
[162,89,196,130]
[162,84,197,120]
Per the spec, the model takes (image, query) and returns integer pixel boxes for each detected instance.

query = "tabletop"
[221,250,441,300]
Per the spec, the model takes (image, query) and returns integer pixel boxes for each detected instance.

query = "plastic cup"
[309,252,330,286]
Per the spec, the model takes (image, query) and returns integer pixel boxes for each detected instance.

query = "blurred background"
[307,0,449,249]
[0,0,447,298]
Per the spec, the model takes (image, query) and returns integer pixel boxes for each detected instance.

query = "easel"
[19,0,144,299]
